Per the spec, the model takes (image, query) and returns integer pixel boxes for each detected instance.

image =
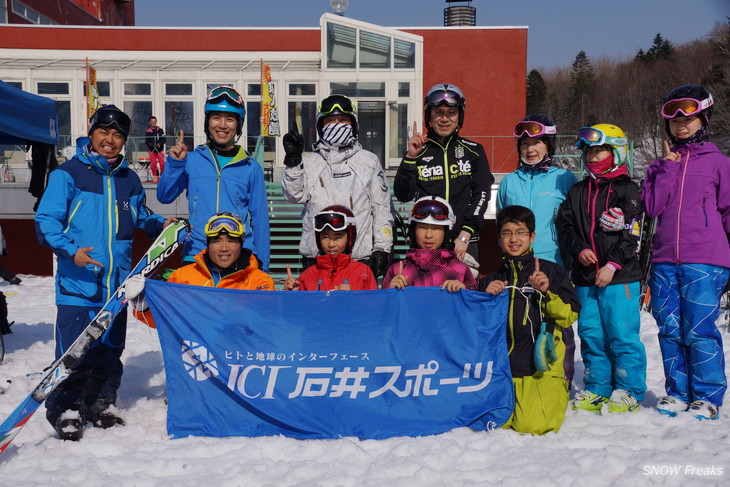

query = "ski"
[637,214,656,312]
[0,219,189,456]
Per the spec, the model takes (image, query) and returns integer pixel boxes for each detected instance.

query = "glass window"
[247,84,261,97]
[207,83,234,94]
[394,39,416,69]
[389,103,409,159]
[83,81,110,97]
[56,100,71,140]
[326,22,356,69]
[329,82,385,98]
[124,83,151,96]
[287,101,318,150]
[165,83,192,96]
[165,101,194,148]
[245,101,275,156]
[359,30,390,69]
[37,82,69,95]
[123,101,153,152]
[288,84,316,96]
[6,81,22,90]
[398,82,410,98]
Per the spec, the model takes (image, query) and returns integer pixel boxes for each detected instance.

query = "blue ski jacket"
[35,137,165,307]
[497,166,576,266]
[157,145,270,271]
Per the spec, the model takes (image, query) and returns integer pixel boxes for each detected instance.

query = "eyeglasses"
[499,230,531,239]
[411,199,451,221]
[204,214,245,238]
[319,95,356,115]
[660,96,713,119]
[425,90,463,108]
[207,86,243,108]
[314,211,356,232]
[513,121,557,138]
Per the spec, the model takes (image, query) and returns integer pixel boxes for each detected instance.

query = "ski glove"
[283,128,304,167]
[125,275,148,312]
[368,251,390,279]
[599,207,625,232]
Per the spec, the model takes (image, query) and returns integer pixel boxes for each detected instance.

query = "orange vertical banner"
[260,60,280,137]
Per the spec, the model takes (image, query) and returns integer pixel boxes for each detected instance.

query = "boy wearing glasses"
[394,83,494,273]
[283,206,377,291]
[158,86,270,271]
[480,205,579,435]
[281,94,393,278]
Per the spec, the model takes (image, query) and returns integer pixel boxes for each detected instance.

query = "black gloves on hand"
[283,128,304,167]
[368,251,390,279]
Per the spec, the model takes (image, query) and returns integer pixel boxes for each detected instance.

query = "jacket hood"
[75,136,128,175]
[316,253,352,271]
[313,140,362,163]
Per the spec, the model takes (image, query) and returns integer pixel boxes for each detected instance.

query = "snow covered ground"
[0,276,728,486]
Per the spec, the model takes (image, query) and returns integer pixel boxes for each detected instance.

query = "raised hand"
[528,257,549,293]
[662,140,681,162]
[283,122,304,167]
[169,130,188,160]
[406,121,428,158]
[74,247,103,268]
[283,264,301,291]
[390,261,408,290]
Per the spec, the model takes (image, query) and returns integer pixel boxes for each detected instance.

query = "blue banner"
[145,280,513,440]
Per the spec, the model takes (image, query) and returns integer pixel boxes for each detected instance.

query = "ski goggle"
[314,211,356,232]
[206,86,243,108]
[319,95,356,115]
[204,214,245,238]
[90,106,131,136]
[660,95,713,119]
[411,199,451,221]
[425,90,463,108]
[513,121,557,138]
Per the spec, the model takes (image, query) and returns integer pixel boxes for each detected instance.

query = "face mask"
[320,122,355,148]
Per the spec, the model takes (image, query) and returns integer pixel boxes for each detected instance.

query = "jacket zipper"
[675,149,691,263]
[702,196,707,227]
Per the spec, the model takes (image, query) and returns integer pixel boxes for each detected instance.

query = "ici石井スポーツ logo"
[181,340,219,381]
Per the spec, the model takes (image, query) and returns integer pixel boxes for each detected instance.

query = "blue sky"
[135,0,729,70]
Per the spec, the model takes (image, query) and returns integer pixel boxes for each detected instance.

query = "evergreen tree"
[526,69,548,115]
[636,33,675,64]
[567,51,595,130]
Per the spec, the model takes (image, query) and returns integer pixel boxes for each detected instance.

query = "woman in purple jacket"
[641,85,730,421]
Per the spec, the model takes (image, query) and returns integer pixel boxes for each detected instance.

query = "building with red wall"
[2,0,134,26]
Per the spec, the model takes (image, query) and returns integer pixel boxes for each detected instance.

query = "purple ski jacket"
[641,141,730,267]
[382,248,478,290]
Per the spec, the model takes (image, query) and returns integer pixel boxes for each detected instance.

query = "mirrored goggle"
[425,90,462,107]
[319,95,355,115]
[204,216,245,238]
[314,211,356,232]
[513,121,557,138]
[575,127,606,148]
[411,200,451,221]
[207,86,243,108]
[93,109,131,133]
[660,96,713,119]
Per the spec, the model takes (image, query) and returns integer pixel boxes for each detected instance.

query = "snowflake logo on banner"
[181,340,219,381]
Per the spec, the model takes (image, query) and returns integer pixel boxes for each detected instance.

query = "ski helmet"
[314,205,357,255]
[424,83,466,129]
[204,86,246,143]
[316,94,359,139]
[513,114,557,161]
[661,84,713,145]
[203,212,246,246]
[408,196,456,248]
[575,124,629,171]
[88,104,131,140]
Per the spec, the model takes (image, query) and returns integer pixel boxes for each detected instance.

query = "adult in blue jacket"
[35,105,167,441]
[157,86,270,270]
[497,114,576,266]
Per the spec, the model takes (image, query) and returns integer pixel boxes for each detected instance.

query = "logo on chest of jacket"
[419,165,444,179]
[333,171,352,179]
[122,201,130,211]
[422,156,434,162]
[449,160,472,176]
[455,146,465,159]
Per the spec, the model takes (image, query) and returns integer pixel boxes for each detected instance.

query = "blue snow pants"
[576,282,646,400]
[650,263,728,406]
[46,305,127,426]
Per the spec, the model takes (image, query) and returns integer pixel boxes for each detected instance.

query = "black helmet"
[89,105,131,140]
[514,114,557,158]
[662,85,713,145]
[316,95,359,139]
[424,83,466,129]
